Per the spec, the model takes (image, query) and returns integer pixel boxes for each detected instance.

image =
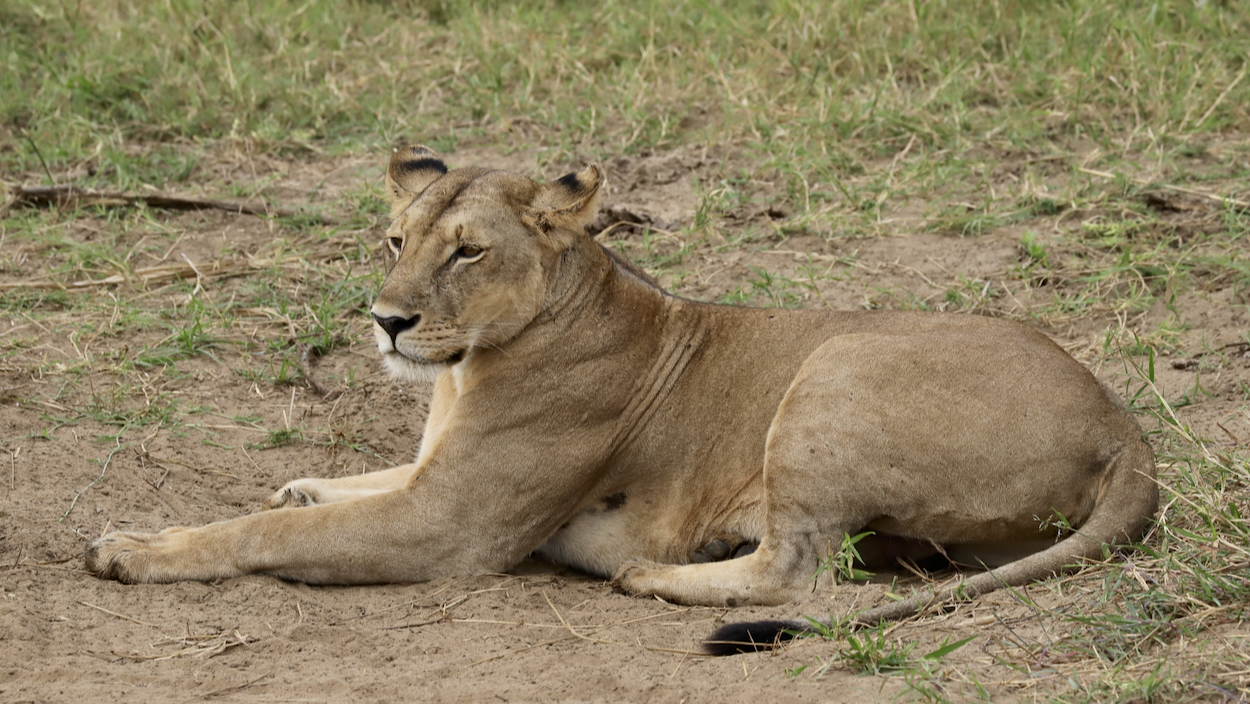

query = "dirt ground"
[2,145,1248,702]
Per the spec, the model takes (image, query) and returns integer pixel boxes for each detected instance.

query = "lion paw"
[611,559,665,596]
[86,530,180,583]
[86,526,234,583]
[262,483,319,510]
[690,538,758,563]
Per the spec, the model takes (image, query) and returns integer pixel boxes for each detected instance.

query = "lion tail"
[703,437,1157,656]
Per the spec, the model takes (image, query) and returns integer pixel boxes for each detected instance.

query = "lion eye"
[386,237,403,253]
[455,244,484,260]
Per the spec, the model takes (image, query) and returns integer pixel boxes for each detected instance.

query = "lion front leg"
[262,463,422,510]
[87,486,515,584]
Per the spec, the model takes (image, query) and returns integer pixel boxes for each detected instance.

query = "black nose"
[373,313,419,345]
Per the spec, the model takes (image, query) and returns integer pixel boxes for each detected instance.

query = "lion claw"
[262,486,317,510]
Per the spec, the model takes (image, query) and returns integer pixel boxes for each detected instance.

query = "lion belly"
[536,482,768,578]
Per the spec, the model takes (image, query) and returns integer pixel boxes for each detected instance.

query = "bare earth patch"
[2,143,1248,702]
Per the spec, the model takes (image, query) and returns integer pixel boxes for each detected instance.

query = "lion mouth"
[380,347,468,383]
[391,348,466,366]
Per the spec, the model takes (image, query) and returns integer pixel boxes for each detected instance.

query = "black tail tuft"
[702,619,808,656]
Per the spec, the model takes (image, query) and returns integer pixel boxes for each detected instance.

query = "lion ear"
[386,145,448,217]
[536,163,604,228]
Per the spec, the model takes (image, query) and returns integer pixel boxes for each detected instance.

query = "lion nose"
[373,313,419,345]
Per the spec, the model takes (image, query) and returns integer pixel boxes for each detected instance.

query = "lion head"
[370,146,603,381]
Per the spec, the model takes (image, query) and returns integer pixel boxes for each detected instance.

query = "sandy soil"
[2,146,1248,702]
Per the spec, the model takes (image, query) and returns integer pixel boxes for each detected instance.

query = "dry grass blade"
[1078,167,1250,211]
[542,589,612,646]
[77,600,157,627]
[110,630,257,662]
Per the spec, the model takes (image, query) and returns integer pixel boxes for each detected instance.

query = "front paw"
[262,483,319,510]
[611,559,664,596]
[86,529,184,583]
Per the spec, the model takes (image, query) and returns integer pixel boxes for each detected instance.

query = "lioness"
[87,147,1157,648]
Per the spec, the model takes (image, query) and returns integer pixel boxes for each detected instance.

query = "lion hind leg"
[611,532,839,607]
[262,463,422,510]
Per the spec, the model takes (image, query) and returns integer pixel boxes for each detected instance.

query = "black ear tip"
[394,157,448,175]
[386,144,450,201]
[555,171,582,191]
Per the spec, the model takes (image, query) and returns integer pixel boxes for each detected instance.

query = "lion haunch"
[86,147,1158,653]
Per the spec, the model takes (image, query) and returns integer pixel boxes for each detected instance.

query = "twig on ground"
[182,671,272,702]
[0,245,360,292]
[378,618,445,632]
[6,184,340,224]
[61,438,126,521]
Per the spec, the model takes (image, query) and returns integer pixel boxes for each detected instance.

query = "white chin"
[382,354,442,383]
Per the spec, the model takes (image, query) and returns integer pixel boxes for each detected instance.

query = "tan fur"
[87,149,1158,623]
